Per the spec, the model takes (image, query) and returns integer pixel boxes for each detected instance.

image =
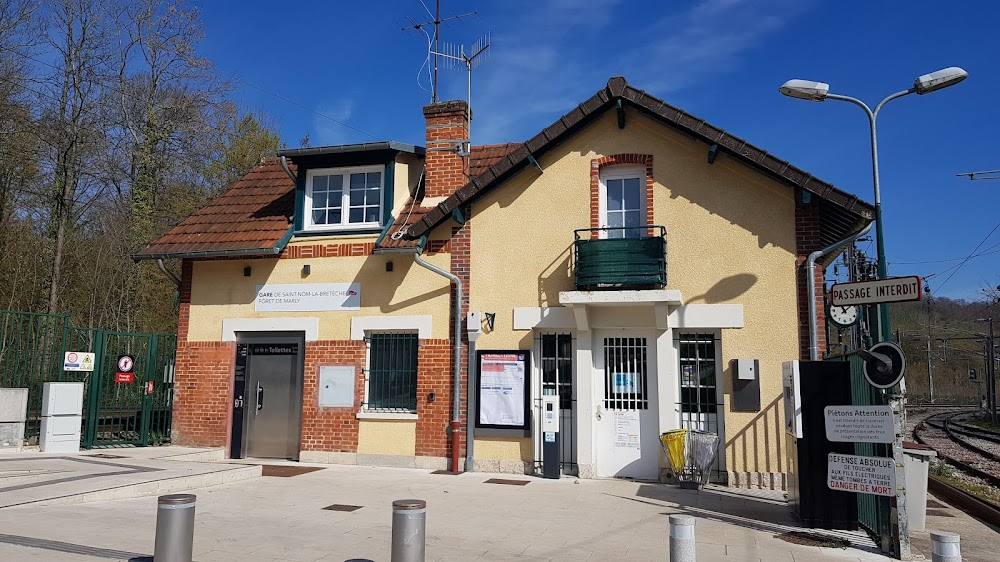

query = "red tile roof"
[136,145,521,259]
[135,158,296,259]
[470,143,522,176]
[374,143,522,251]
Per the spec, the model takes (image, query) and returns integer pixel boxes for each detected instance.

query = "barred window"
[365,333,418,411]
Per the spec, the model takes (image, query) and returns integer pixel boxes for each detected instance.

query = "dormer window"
[304,166,383,231]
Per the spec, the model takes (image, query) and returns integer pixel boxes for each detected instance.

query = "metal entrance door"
[594,331,659,480]
[536,333,576,473]
[244,341,303,460]
[676,333,725,482]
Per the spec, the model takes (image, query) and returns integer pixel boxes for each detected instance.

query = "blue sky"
[198,0,998,301]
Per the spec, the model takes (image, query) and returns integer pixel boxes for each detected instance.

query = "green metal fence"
[845,352,894,551]
[0,310,175,448]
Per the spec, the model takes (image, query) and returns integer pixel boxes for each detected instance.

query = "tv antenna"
[433,32,491,123]
[401,1,476,103]
[957,169,1000,181]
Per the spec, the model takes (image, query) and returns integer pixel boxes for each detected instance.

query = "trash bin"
[661,429,687,480]
[902,441,937,532]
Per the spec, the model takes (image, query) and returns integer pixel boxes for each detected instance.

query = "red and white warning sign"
[827,453,896,496]
[117,355,134,373]
[116,354,136,383]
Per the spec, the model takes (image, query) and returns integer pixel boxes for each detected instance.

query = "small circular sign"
[117,355,134,373]
[67,352,78,363]
[863,342,906,389]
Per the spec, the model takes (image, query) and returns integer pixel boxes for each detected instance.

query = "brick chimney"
[423,100,470,198]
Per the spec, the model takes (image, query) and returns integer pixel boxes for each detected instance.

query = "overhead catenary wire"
[933,220,1000,293]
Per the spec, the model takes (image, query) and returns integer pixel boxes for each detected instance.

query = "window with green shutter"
[364,333,419,411]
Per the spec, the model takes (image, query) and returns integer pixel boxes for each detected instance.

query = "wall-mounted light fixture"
[484,312,496,331]
[243,266,251,277]
[386,261,394,272]
[302,264,311,276]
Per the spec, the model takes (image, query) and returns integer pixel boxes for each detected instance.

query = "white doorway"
[594,330,660,479]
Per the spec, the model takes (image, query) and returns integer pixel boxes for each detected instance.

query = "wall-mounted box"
[734,358,758,381]
[318,366,355,408]
[732,359,761,412]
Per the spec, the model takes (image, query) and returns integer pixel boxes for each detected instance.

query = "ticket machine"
[541,394,560,479]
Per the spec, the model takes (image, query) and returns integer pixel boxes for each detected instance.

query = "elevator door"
[245,343,302,460]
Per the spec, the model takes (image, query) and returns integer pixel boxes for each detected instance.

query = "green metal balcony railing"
[573,226,667,290]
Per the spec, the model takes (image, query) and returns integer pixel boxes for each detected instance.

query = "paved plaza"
[0,447,993,561]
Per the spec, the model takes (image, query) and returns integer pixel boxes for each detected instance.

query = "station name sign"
[830,276,923,306]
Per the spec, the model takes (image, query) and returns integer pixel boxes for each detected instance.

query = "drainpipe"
[412,251,464,473]
[807,221,873,360]
[156,259,181,289]
[280,156,297,182]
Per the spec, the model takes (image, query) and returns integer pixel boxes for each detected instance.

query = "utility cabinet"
[40,382,84,453]
[784,361,858,530]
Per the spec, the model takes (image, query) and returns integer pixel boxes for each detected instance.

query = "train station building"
[136,77,874,487]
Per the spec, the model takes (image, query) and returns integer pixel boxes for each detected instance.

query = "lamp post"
[780,67,968,343]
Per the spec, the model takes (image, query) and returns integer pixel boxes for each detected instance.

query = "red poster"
[115,372,135,383]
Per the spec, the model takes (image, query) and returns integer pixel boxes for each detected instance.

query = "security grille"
[364,333,418,411]
[538,333,576,471]
[677,333,724,480]
[603,337,648,410]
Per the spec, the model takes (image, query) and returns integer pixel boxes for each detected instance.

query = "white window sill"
[356,411,418,420]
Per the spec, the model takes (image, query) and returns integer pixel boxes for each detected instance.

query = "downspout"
[412,251,464,473]
[156,258,181,289]
[807,221,873,360]
[280,156,297,182]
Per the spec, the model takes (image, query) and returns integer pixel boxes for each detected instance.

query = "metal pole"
[990,318,996,422]
[930,531,961,562]
[391,499,426,562]
[154,494,196,562]
[668,514,696,562]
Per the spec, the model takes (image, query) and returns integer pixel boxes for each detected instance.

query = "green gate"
[0,310,175,448]
[833,352,894,552]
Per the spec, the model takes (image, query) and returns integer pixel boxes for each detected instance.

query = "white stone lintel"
[559,289,683,306]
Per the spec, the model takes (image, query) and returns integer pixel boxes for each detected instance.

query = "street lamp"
[780,67,968,343]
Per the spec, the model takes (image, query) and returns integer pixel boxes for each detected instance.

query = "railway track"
[912,410,1000,529]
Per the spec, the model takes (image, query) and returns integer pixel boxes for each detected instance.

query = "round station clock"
[828,304,860,328]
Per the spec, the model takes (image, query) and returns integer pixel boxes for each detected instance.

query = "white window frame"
[598,165,646,239]
[304,165,384,231]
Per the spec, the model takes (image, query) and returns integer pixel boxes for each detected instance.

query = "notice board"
[475,350,530,436]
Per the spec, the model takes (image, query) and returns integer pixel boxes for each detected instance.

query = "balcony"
[573,226,667,290]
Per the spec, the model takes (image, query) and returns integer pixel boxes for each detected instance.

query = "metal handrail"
[573,225,666,240]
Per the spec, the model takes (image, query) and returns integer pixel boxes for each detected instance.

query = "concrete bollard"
[930,531,961,562]
[669,514,696,562]
[154,493,196,562]
[391,499,426,562]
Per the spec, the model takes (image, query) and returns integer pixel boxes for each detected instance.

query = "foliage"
[0,0,283,333]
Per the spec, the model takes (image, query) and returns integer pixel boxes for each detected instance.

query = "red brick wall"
[795,192,825,360]
[590,154,655,238]
[172,341,234,447]
[423,101,470,198]
[415,339,454,457]
[300,340,365,452]
[282,243,374,259]
[172,260,235,448]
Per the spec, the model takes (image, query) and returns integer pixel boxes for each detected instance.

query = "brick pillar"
[172,259,234,448]
[423,100,470,198]
[795,192,825,360]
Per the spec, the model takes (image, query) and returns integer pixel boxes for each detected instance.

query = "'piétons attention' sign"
[830,276,922,306]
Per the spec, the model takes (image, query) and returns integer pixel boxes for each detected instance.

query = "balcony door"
[599,167,645,239]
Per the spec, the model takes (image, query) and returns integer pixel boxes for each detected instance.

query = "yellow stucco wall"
[474,436,532,461]
[187,247,453,342]
[357,419,416,455]
[465,109,799,474]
